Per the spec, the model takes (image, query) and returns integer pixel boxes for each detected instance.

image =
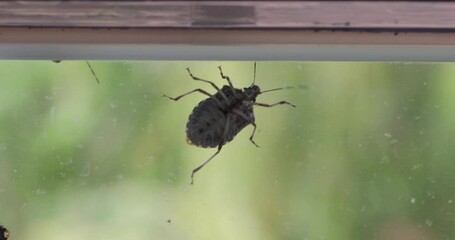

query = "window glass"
[0,61,454,239]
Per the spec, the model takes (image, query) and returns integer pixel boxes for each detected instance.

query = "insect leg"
[186,67,231,104]
[191,113,231,184]
[86,61,100,84]
[232,109,260,148]
[218,66,239,98]
[254,101,296,108]
[191,144,223,185]
[163,89,211,101]
[186,67,220,91]
[249,122,260,148]
[217,66,234,88]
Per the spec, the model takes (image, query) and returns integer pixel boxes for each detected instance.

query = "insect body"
[164,64,298,184]
[0,225,9,240]
[186,84,259,148]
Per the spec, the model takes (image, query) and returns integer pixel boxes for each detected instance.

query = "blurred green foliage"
[0,61,454,240]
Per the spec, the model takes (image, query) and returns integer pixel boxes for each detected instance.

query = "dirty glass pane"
[0,61,454,240]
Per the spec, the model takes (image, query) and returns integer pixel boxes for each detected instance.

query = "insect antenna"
[259,85,307,95]
[86,61,100,84]
[250,61,257,86]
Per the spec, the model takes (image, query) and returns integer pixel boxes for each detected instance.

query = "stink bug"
[164,63,301,184]
[0,225,9,240]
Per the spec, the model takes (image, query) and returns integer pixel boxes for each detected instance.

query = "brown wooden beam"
[0,1,454,31]
[0,1,454,60]
[0,28,454,46]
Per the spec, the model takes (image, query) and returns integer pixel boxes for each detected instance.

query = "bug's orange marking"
[186,137,193,145]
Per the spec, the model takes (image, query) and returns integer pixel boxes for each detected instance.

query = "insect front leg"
[218,66,239,98]
[186,67,231,103]
[162,89,211,101]
[186,67,221,91]
[254,101,296,108]
[217,66,235,88]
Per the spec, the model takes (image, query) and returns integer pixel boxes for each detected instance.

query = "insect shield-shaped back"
[163,65,298,184]
[186,85,258,148]
[0,225,9,240]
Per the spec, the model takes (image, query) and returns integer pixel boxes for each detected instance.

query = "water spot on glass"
[110,101,117,109]
[380,155,390,164]
[412,164,423,170]
[411,198,416,204]
[35,188,47,195]
[80,164,91,177]
[425,219,432,227]
[0,143,7,151]
[167,173,176,183]
[99,184,108,191]
[50,107,55,124]
[427,192,436,199]
[390,139,398,144]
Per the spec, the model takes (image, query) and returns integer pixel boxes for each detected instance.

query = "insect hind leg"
[186,67,220,91]
[191,112,232,184]
[191,144,223,185]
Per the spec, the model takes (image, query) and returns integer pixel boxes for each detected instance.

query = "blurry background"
[0,61,454,240]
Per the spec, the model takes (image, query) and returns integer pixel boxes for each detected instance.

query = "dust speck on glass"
[0,61,454,240]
